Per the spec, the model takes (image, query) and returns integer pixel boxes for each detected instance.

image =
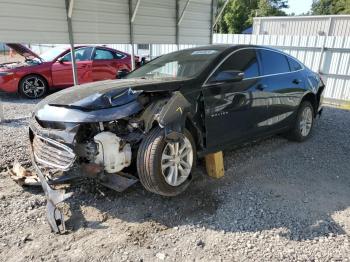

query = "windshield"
[127,49,221,80]
[40,46,68,62]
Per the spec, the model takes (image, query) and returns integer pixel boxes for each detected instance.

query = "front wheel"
[137,127,196,196]
[19,75,48,99]
[286,101,314,142]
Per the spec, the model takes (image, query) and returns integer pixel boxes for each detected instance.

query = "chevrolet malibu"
[0,44,134,98]
[29,45,324,232]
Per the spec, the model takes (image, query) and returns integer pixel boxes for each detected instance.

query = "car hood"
[6,43,42,60]
[35,78,185,112]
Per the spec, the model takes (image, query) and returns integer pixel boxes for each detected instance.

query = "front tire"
[286,101,314,142]
[19,75,48,99]
[137,127,196,196]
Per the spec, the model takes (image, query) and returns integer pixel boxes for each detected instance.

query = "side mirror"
[213,70,244,83]
[117,70,129,79]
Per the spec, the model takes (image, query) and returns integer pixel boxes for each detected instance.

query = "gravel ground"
[1,92,350,262]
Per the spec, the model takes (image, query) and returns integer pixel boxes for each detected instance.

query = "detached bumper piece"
[31,134,76,233]
[32,158,73,233]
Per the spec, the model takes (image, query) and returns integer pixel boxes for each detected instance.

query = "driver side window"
[210,49,260,82]
[62,47,93,62]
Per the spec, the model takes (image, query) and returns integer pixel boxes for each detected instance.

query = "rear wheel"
[19,75,48,99]
[137,127,196,196]
[286,101,314,142]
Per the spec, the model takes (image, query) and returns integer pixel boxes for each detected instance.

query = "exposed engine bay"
[0,59,40,70]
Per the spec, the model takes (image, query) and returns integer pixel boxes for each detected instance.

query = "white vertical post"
[65,0,78,85]
[149,44,153,60]
[0,101,4,122]
[318,17,333,74]
[129,0,138,70]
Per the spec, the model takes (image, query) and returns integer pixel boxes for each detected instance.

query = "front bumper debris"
[29,131,75,233]
[31,155,73,233]
[29,133,138,233]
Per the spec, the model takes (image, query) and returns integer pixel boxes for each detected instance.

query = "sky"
[284,0,313,15]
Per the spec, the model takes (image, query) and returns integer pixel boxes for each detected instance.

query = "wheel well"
[301,93,317,116]
[18,73,49,92]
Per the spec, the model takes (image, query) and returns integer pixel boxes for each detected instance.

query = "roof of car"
[185,44,280,53]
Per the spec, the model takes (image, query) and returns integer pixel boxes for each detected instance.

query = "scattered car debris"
[7,161,40,186]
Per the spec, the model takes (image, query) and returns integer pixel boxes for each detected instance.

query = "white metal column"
[0,101,4,122]
[65,0,78,85]
[129,0,141,70]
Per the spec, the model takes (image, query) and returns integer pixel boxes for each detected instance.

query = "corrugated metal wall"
[72,0,130,44]
[214,34,350,104]
[0,0,213,45]
[253,15,350,36]
[178,0,212,44]
[132,0,175,44]
[0,0,68,43]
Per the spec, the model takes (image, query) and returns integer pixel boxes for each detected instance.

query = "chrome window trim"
[203,46,305,87]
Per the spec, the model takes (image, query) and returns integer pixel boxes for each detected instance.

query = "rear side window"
[115,52,126,59]
[288,57,302,71]
[259,49,290,75]
[214,49,259,79]
[93,49,115,60]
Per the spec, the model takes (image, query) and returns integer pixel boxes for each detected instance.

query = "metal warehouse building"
[253,15,350,36]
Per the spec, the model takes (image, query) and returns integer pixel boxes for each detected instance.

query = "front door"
[203,48,270,148]
[51,47,93,88]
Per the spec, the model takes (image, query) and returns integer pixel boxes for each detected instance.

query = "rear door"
[257,49,305,131]
[51,47,93,87]
[91,48,122,81]
[203,48,270,148]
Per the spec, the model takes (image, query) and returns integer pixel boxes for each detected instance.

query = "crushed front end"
[29,112,147,232]
[28,78,196,233]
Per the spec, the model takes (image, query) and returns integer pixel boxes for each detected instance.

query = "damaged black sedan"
[29,45,324,232]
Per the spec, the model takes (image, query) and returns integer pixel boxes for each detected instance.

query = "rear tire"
[286,101,314,142]
[136,127,196,196]
[19,75,48,99]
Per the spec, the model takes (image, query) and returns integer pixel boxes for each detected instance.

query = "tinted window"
[62,47,93,62]
[259,50,290,75]
[93,49,115,60]
[213,49,259,80]
[288,57,302,71]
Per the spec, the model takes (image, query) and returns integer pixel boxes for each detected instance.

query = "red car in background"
[0,44,135,98]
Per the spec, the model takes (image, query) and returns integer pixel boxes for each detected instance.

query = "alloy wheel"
[300,106,313,137]
[22,76,46,98]
[161,137,193,187]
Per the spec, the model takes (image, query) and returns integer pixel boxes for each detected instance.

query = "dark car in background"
[0,44,136,98]
[29,45,324,232]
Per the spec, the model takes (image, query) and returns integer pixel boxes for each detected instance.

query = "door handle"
[256,84,267,91]
[293,79,302,84]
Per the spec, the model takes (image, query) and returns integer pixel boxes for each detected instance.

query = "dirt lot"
[1,92,350,262]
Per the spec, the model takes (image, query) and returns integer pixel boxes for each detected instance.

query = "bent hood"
[6,43,42,60]
[35,78,185,113]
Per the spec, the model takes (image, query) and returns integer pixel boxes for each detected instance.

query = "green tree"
[311,0,350,15]
[216,0,288,34]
